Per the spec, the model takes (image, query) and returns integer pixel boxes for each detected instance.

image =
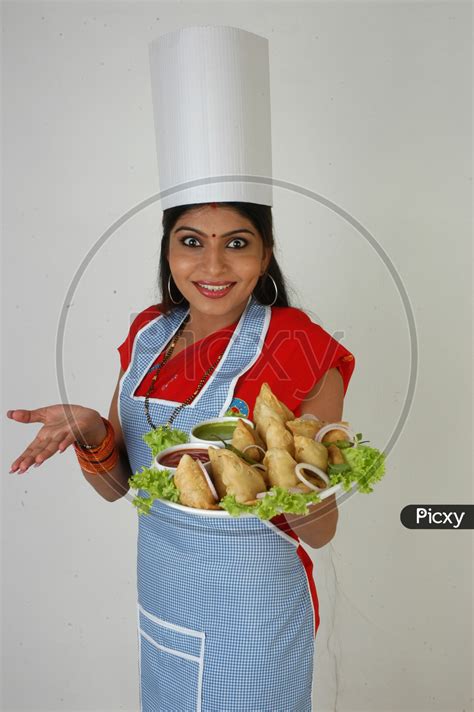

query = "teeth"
[198,283,232,291]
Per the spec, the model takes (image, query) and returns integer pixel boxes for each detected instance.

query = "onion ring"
[256,490,276,500]
[242,444,266,457]
[197,460,219,501]
[314,423,357,446]
[295,462,329,492]
[300,413,321,422]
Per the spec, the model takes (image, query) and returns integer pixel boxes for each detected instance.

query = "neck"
[185,298,250,340]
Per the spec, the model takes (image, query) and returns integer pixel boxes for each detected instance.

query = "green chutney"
[193,421,239,441]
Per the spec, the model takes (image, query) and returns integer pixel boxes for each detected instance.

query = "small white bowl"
[190,416,254,447]
[153,443,218,475]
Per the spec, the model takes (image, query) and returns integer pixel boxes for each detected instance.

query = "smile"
[193,282,236,298]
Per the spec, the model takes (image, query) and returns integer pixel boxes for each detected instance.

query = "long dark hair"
[157,202,292,314]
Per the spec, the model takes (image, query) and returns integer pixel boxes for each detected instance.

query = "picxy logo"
[400,505,473,529]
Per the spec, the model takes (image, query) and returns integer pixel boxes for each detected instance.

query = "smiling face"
[167,204,272,323]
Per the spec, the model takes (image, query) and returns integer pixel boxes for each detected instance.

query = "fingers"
[10,432,66,474]
[10,444,36,473]
[57,433,77,453]
[6,408,45,424]
[30,438,65,467]
[10,447,40,473]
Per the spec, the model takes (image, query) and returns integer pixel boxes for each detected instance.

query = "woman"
[7,199,355,711]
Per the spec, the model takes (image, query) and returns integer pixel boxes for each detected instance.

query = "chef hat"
[149,25,273,210]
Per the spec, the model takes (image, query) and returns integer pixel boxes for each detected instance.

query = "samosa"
[231,418,265,462]
[262,448,315,494]
[265,419,295,457]
[207,447,267,504]
[293,435,328,471]
[253,383,295,437]
[174,454,221,510]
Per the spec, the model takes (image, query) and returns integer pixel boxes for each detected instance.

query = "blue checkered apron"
[119,296,315,712]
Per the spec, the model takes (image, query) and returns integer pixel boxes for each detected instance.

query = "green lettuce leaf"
[329,444,386,493]
[142,425,188,459]
[219,487,322,520]
[128,465,180,515]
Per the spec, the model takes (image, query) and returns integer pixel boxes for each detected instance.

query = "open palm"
[7,404,102,474]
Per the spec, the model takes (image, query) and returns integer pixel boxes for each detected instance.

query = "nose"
[203,243,229,275]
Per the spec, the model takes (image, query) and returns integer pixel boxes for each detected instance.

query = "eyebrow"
[173,226,255,237]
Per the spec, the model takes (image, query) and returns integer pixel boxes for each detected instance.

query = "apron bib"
[119,295,317,712]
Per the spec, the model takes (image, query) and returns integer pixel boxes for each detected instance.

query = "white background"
[2,1,472,711]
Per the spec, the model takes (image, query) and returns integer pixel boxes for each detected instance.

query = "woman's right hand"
[6,404,106,474]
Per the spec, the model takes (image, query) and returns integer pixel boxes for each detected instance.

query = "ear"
[261,246,273,275]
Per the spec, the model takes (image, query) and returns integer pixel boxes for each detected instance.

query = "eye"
[227,238,248,249]
[180,236,202,248]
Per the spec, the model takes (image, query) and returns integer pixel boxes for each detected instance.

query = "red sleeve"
[117,303,163,372]
[291,311,356,399]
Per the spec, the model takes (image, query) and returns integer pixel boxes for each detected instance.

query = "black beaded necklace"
[143,314,226,431]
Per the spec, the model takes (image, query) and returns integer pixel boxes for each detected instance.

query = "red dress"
[117,303,356,420]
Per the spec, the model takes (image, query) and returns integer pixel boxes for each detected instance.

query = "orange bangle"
[74,417,113,451]
[73,418,119,475]
[76,447,119,475]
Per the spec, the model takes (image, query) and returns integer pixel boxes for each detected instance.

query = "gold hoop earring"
[255,272,278,307]
[167,274,184,305]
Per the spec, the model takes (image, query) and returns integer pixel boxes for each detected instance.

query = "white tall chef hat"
[149,25,273,210]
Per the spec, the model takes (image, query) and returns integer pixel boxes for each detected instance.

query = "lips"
[196,281,233,286]
[193,282,236,299]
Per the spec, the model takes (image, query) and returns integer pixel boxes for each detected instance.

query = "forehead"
[173,205,253,230]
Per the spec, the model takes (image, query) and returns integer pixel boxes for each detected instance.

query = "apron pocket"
[138,603,205,712]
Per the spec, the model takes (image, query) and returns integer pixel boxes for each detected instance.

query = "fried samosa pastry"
[254,382,294,426]
[174,454,221,510]
[327,444,345,465]
[231,419,265,462]
[254,412,282,446]
[285,417,326,439]
[262,448,300,489]
[254,427,266,450]
[262,448,316,494]
[294,435,328,471]
[261,382,295,421]
[265,419,295,457]
[320,427,351,444]
[207,447,267,504]
[285,417,350,439]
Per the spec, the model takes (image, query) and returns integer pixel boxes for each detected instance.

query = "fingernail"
[33,463,40,467]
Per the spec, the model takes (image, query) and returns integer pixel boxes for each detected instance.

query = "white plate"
[155,482,343,517]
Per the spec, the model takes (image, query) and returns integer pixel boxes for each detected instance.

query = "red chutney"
[117,302,356,420]
[159,448,211,467]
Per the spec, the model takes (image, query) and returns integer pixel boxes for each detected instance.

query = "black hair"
[157,201,292,313]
